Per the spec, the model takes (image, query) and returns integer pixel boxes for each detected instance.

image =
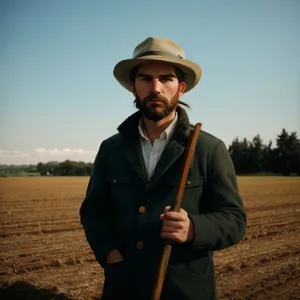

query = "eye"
[141,77,151,82]
[161,77,173,82]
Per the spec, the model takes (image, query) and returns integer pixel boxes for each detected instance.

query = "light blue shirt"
[138,112,178,179]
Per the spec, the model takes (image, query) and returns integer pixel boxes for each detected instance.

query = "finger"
[163,219,184,228]
[164,211,186,221]
[160,206,172,220]
[164,206,171,213]
[162,220,183,231]
[161,226,177,233]
[160,232,183,243]
[164,207,188,215]
[161,208,187,221]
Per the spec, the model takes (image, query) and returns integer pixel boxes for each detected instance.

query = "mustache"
[144,93,168,104]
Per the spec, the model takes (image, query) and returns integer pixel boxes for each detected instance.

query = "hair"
[130,65,190,109]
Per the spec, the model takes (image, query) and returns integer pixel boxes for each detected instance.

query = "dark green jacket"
[80,107,247,300]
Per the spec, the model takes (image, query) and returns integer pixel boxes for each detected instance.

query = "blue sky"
[1,0,299,164]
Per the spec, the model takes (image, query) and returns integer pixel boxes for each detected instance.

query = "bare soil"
[0,176,299,299]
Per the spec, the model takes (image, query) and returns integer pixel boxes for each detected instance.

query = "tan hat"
[113,37,202,93]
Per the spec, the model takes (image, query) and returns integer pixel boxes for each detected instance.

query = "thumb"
[180,208,188,216]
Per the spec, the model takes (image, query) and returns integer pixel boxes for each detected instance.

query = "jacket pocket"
[161,264,216,300]
[108,175,132,203]
[102,260,133,300]
[109,174,131,185]
[167,174,203,188]
[182,175,204,213]
[185,175,203,188]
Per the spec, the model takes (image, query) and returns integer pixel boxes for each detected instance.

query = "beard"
[134,89,180,122]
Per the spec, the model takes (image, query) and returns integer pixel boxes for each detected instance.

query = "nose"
[150,78,162,95]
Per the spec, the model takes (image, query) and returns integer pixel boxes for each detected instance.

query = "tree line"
[0,161,93,176]
[228,129,300,175]
[36,160,93,176]
[1,128,299,177]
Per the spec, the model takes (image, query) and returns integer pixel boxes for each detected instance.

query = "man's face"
[132,61,186,121]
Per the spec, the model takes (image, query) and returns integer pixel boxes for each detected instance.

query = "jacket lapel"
[123,142,148,184]
[118,106,192,187]
[148,140,185,189]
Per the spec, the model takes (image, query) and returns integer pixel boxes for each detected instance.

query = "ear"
[179,82,186,95]
[130,83,137,96]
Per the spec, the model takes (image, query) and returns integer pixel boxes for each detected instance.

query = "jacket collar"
[117,105,192,145]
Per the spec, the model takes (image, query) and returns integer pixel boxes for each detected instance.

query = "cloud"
[34,148,85,155]
[33,148,94,160]
[0,148,96,165]
[0,149,29,159]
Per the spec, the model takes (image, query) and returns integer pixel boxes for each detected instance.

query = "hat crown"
[113,36,202,93]
[133,37,185,60]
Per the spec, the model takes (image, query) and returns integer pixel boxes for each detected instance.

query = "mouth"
[147,101,165,109]
[148,98,165,104]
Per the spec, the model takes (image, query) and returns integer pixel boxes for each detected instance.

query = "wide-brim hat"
[113,37,202,93]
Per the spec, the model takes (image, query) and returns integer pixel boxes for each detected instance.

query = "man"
[80,37,247,300]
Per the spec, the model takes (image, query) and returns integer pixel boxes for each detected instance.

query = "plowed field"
[0,177,299,299]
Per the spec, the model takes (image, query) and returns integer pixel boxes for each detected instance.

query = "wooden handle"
[151,122,202,300]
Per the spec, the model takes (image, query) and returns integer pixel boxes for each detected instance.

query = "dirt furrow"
[217,252,300,300]
[215,246,300,276]
[1,261,103,300]
[215,228,300,264]
[0,225,83,238]
[245,201,300,213]
[0,218,80,231]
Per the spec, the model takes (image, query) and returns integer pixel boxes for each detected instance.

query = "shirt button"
[186,180,191,186]
[139,206,146,214]
[136,241,144,249]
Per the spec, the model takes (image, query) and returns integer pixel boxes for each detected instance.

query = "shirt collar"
[138,112,178,141]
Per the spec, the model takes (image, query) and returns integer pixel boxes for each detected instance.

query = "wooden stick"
[151,122,202,300]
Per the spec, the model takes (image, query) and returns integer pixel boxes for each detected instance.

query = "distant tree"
[228,137,242,174]
[288,132,300,175]
[53,160,75,176]
[25,165,37,173]
[37,162,48,175]
[248,135,264,173]
[37,161,59,175]
[261,140,275,173]
[228,137,250,174]
[275,129,300,175]
[48,160,93,176]
[37,162,44,173]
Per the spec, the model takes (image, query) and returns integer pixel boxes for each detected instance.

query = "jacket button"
[136,241,144,249]
[139,206,146,214]
[186,180,191,186]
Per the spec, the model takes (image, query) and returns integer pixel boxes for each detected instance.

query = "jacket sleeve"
[189,140,247,251]
[79,140,118,267]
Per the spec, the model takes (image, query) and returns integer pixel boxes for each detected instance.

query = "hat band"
[134,50,183,59]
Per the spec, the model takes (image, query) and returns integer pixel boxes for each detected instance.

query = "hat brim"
[113,55,202,93]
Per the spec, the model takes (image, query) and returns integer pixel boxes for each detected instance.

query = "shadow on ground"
[0,281,69,300]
